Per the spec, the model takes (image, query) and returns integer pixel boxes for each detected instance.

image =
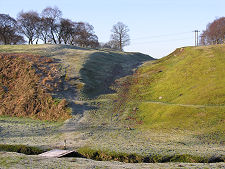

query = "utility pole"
[193,30,200,46]
[200,35,206,46]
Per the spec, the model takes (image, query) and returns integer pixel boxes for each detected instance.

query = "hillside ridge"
[112,44,225,143]
[0,44,154,120]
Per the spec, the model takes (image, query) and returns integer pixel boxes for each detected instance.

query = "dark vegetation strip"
[0,144,46,155]
[77,147,225,163]
[0,144,224,163]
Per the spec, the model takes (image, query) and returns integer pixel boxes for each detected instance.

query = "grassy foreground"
[1,152,224,169]
[0,143,224,163]
[0,44,224,167]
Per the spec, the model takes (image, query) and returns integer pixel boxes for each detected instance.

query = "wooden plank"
[39,149,74,158]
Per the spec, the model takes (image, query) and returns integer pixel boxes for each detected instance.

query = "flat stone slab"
[39,149,74,158]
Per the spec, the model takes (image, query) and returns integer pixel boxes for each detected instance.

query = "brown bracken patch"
[0,53,71,121]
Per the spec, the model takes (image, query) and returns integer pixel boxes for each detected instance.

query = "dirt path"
[143,100,225,108]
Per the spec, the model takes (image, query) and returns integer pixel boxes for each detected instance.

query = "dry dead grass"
[0,53,71,121]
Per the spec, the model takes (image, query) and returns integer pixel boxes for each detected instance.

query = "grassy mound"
[113,44,225,142]
[0,44,153,99]
[0,53,71,121]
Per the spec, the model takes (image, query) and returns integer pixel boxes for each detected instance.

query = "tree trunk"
[119,34,122,51]
[29,38,33,45]
[3,36,7,45]
[51,30,57,44]
[58,36,61,44]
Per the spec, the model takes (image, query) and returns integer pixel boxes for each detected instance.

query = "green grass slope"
[114,44,225,142]
[0,44,153,99]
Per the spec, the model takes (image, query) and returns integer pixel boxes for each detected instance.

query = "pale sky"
[0,0,224,58]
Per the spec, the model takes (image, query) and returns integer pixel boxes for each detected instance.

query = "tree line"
[200,17,225,45]
[0,6,130,50]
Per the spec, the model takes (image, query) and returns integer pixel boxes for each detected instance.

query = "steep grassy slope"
[114,44,225,142]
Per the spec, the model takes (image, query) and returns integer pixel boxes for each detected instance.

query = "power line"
[131,31,192,40]
[131,37,193,45]
[128,30,198,46]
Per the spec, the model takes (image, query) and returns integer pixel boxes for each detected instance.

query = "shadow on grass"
[55,44,93,51]
[69,102,97,115]
[80,52,153,98]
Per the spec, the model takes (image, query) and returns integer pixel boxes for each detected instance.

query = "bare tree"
[10,34,25,44]
[0,14,16,44]
[72,22,99,48]
[59,18,74,44]
[110,22,130,51]
[200,17,225,45]
[41,7,62,44]
[1,6,101,46]
[54,18,74,44]
[103,40,120,50]
[37,17,51,44]
[0,14,24,45]
[17,11,40,44]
